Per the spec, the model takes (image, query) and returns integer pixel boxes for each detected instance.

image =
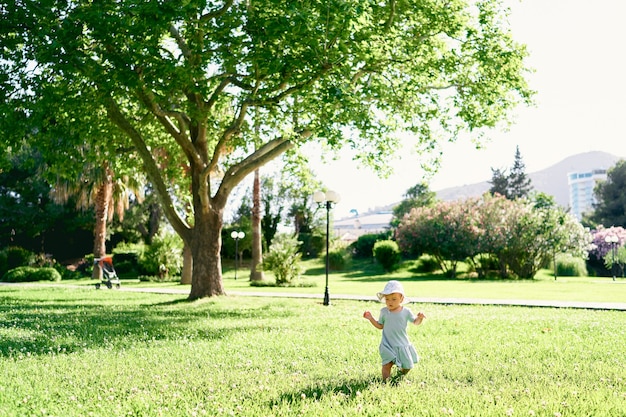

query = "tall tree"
[260,176,286,252]
[0,143,94,257]
[488,167,510,197]
[590,160,626,227]
[250,167,264,281]
[391,182,437,227]
[51,160,145,279]
[2,0,533,299]
[508,145,533,199]
[488,146,532,199]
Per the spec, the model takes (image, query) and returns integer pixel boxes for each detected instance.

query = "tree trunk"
[180,242,192,285]
[92,166,113,280]
[250,168,264,281]
[188,209,225,300]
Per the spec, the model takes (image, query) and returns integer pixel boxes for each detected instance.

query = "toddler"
[363,280,426,381]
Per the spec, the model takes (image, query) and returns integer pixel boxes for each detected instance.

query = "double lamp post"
[230,230,245,280]
[313,190,341,306]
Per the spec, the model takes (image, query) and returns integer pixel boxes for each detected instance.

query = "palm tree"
[51,160,144,279]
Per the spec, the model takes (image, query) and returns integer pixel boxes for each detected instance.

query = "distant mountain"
[435,151,624,207]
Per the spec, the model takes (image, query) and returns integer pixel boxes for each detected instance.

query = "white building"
[567,169,607,220]
[333,211,393,241]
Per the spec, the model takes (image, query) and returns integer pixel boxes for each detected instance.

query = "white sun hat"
[376,280,408,303]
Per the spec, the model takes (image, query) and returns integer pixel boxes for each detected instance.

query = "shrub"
[139,234,183,280]
[413,254,441,273]
[297,232,325,259]
[350,232,391,259]
[373,240,401,272]
[0,246,36,277]
[553,254,588,277]
[326,248,348,271]
[113,242,145,278]
[260,234,303,285]
[1,266,62,282]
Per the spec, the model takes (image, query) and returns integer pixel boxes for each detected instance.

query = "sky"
[310,0,626,219]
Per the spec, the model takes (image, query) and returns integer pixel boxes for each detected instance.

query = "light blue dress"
[378,307,419,369]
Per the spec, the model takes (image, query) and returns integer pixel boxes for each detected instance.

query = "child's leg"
[381,362,394,381]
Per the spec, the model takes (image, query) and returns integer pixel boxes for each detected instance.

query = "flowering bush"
[396,194,592,279]
[588,226,626,260]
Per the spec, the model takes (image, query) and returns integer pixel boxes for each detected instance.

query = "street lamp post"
[605,235,618,281]
[313,190,341,306]
[231,231,245,280]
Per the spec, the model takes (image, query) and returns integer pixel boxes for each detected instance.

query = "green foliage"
[373,240,401,272]
[258,163,324,252]
[552,254,588,277]
[0,146,96,260]
[297,232,325,259]
[396,198,483,277]
[412,255,441,274]
[508,146,533,199]
[1,0,534,298]
[326,248,348,271]
[391,182,437,227]
[589,160,626,227]
[0,246,36,277]
[396,194,592,279]
[260,234,303,285]
[112,242,145,278]
[488,167,509,197]
[139,234,183,280]
[488,146,533,199]
[1,266,62,282]
[349,232,392,259]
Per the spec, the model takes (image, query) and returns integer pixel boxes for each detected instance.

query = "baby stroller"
[94,256,121,289]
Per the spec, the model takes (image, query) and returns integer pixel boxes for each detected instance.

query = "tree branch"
[200,0,234,22]
[133,84,204,169]
[104,97,192,242]
[213,129,312,207]
[169,24,192,59]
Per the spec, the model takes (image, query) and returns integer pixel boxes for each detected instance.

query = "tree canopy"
[488,145,532,199]
[391,182,437,227]
[1,0,534,298]
[589,160,626,228]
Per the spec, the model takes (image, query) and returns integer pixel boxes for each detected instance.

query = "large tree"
[488,146,532,199]
[589,159,626,227]
[391,182,437,227]
[508,145,533,199]
[2,0,533,299]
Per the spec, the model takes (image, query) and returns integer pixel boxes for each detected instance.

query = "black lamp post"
[231,230,245,280]
[313,190,340,306]
[605,235,618,281]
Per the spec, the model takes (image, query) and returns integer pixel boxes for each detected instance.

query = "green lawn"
[220,258,626,304]
[1,285,624,416]
[71,257,626,304]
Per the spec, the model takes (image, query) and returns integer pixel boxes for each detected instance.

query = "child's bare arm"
[363,311,383,329]
[413,312,426,325]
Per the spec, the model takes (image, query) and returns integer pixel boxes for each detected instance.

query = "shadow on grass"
[0,291,289,358]
[270,375,381,407]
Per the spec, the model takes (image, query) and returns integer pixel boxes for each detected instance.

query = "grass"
[223,258,626,304]
[1,285,625,416]
[63,258,626,304]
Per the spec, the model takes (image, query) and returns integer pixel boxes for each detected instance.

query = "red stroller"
[94,256,121,289]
